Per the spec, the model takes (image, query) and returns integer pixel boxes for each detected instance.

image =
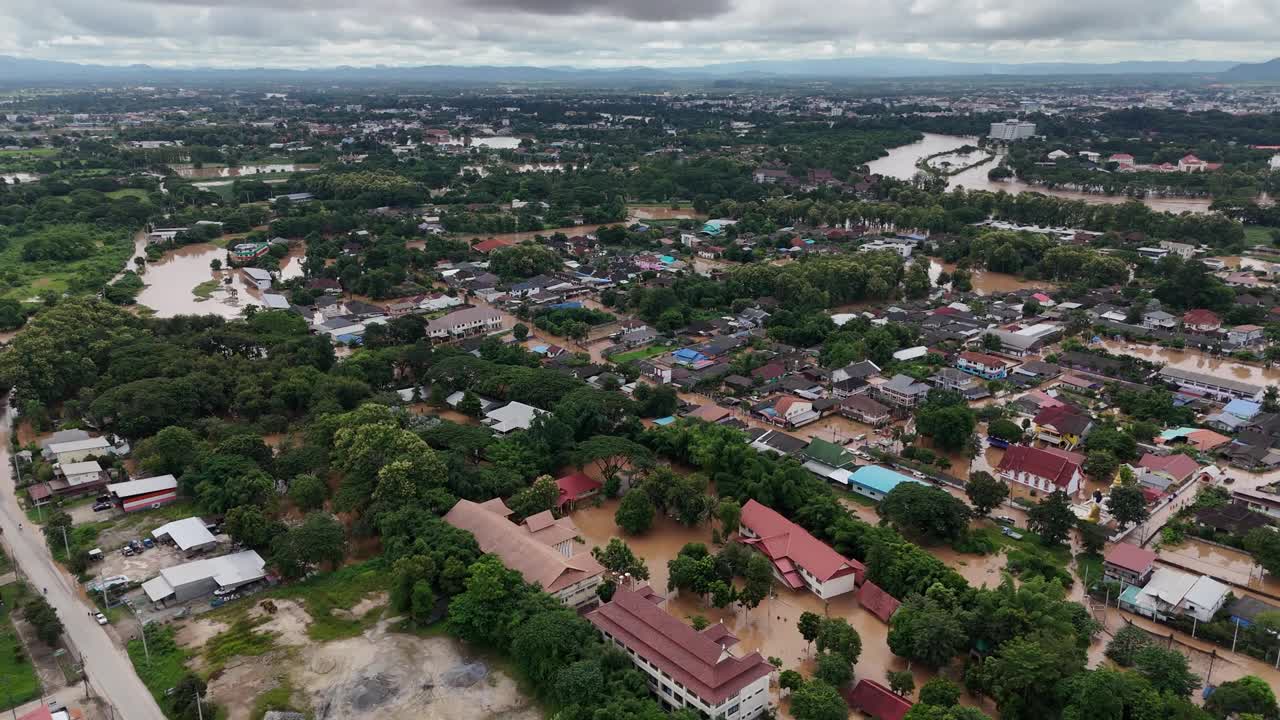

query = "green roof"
[801,438,855,468]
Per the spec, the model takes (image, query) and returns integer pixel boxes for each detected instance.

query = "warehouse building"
[142,550,267,605]
[106,475,179,512]
[151,517,219,555]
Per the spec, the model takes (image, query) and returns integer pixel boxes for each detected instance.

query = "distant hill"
[0,54,1250,88]
[1223,58,1280,81]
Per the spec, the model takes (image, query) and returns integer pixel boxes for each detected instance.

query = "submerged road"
[0,402,167,720]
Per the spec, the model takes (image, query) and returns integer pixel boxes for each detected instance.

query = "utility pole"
[195,690,204,720]
[60,524,71,560]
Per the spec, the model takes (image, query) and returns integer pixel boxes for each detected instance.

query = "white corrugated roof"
[142,576,175,602]
[106,475,178,497]
[155,550,266,591]
[1184,576,1229,609]
[48,437,111,454]
[59,460,102,476]
[151,517,216,551]
[1136,567,1197,607]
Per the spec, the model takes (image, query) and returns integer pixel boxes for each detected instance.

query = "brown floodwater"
[928,260,1057,296]
[1158,539,1280,598]
[867,133,1220,214]
[169,163,321,179]
[1098,340,1280,384]
[628,205,707,221]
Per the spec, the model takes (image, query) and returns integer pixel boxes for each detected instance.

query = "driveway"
[0,401,168,720]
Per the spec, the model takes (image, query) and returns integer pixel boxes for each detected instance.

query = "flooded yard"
[1157,538,1280,597]
[1098,340,1280,385]
[928,259,1056,296]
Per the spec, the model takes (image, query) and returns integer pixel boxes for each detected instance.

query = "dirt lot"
[178,596,540,720]
[94,543,187,583]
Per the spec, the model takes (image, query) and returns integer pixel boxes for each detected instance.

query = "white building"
[151,517,219,555]
[46,436,113,464]
[241,268,273,290]
[483,401,549,434]
[141,550,267,605]
[989,120,1037,141]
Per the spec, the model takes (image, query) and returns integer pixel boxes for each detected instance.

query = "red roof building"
[856,580,901,623]
[739,500,865,599]
[1182,309,1222,332]
[844,679,913,720]
[997,444,1083,495]
[587,588,774,718]
[1137,453,1200,484]
[554,472,602,510]
[1103,543,1158,586]
[472,238,514,254]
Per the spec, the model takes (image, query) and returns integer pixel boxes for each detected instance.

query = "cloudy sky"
[1,0,1278,68]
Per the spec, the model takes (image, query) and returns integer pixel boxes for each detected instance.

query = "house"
[445,499,603,608]
[985,326,1059,356]
[421,293,464,312]
[929,368,989,400]
[748,429,808,457]
[874,374,931,410]
[141,550,267,605]
[740,500,865,599]
[840,395,891,426]
[587,588,773,720]
[483,401,549,434]
[1136,453,1200,485]
[840,466,927,502]
[855,581,901,623]
[106,475,179,513]
[1160,366,1263,402]
[798,438,857,480]
[1182,309,1222,332]
[1103,544,1158,586]
[229,243,270,265]
[753,395,818,428]
[844,679,913,720]
[1109,153,1135,169]
[955,351,1010,380]
[1227,324,1265,346]
[1142,310,1178,330]
[241,267,273,290]
[45,436,113,464]
[1178,154,1210,172]
[1121,568,1230,622]
[687,404,732,424]
[49,460,108,498]
[1193,503,1272,536]
[1226,596,1280,628]
[555,472,602,511]
[753,167,790,184]
[996,445,1084,495]
[426,306,504,340]
[472,238,513,254]
[151,517,219,554]
[1233,487,1280,521]
[891,346,928,362]
[1033,405,1093,449]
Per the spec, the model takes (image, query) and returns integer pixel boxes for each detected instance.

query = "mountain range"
[0,54,1275,87]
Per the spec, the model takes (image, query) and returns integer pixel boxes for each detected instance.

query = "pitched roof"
[801,438,856,469]
[555,472,602,509]
[740,500,865,585]
[1182,309,1220,326]
[1034,404,1092,435]
[844,679,913,720]
[957,350,1007,368]
[856,580,901,623]
[586,588,772,705]
[444,499,603,593]
[1137,453,1200,482]
[997,445,1081,488]
[1104,543,1157,574]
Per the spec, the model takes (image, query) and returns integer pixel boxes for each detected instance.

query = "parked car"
[92,501,113,512]
[129,540,144,553]
[94,612,108,626]
[994,515,1017,526]
[121,546,134,557]
[1001,527,1024,540]
[142,538,154,549]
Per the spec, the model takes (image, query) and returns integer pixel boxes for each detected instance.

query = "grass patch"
[193,280,220,300]
[204,617,278,674]
[0,583,41,710]
[1243,226,1280,246]
[0,148,56,157]
[834,486,879,507]
[269,560,390,641]
[106,188,150,200]
[1075,552,1104,587]
[0,224,137,303]
[250,678,307,720]
[127,625,190,707]
[610,345,673,364]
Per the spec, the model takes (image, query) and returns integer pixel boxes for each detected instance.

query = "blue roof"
[1223,399,1261,418]
[654,416,677,426]
[673,348,705,362]
[848,466,925,494]
[659,255,676,264]
[1160,427,1197,441]
[549,301,583,310]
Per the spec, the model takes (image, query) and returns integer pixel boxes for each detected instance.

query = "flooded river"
[868,134,1218,214]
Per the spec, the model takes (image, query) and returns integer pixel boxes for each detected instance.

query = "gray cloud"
[1,0,1278,69]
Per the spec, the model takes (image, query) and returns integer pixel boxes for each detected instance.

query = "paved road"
[0,404,168,720]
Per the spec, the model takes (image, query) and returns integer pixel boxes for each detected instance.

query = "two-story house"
[1033,405,1093,449]
[740,500,865,600]
[996,444,1084,496]
[955,350,1010,380]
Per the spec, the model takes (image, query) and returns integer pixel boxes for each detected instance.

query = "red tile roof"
[1034,404,1092,436]
[473,238,513,253]
[1137,453,1200,483]
[752,362,786,381]
[997,445,1081,489]
[844,679,913,720]
[555,472,602,509]
[1104,543,1157,574]
[856,580,901,623]
[958,350,1007,368]
[586,588,772,705]
[1182,309,1221,327]
[688,404,732,423]
[740,500,865,585]
[772,396,807,418]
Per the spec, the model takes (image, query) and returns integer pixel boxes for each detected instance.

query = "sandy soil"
[174,616,230,649]
[248,599,312,647]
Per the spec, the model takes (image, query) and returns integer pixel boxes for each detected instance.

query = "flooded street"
[168,163,321,179]
[869,134,1218,213]
[1098,339,1280,384]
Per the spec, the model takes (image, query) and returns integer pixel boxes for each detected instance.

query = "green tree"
[1244,527,1280,577]
[915,403,977,453]
[981,632,1086,720]
[888,669,916,697]
[986,418,1024,444]
[447,555,529,650]
[738,553,774,609]
[780,669,805,694]
[135,426,201,476]
[271,512,346,579]
[816,617,862,665]
[798,611,823,654]
[815,651,853,688]
[513,323,529,341]
[458,391,483,417]
[791,680,848,720]
[573,435,651,488]
[1028,491,1077,546]
[965,471,1010,517]
[1083,450,1120,482]
[1076,519,1108,557]
[919,677,961,707]
[887,594,968,668]
[591,538,650,582]
[615,490,656,535]
[1104,624,1153,667]
[22,595,63,646]
[1133,646,1200,698]
[288,473,327,510]
[716,498,742,535]
[510,608,593,688]
[1107,483,1150,529]
[224,505,274,549]
[880,483,972,543]
[507,475,559,519]
[1204,676,1278,719]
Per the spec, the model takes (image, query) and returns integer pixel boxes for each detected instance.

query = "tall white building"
[989,120,1037,141]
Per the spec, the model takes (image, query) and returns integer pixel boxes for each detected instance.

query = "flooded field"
[869,134,1219,214]
[928,259,1056,295]
[1098,339,1280,384]
[127,233,303,318]
[169,163,321,179]
[628,205,706,221]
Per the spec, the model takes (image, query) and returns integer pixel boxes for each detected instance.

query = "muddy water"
[928,259,1057,296]
[628,205,707,221]
[1159,538,1280,598]
[1098,339,1280,384]
[1212,255,1279,273]
[169,163,321,179]
[279,242,307,280]
[869,133,1218,214]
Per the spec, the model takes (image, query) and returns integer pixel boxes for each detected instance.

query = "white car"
[94,612,108,626]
